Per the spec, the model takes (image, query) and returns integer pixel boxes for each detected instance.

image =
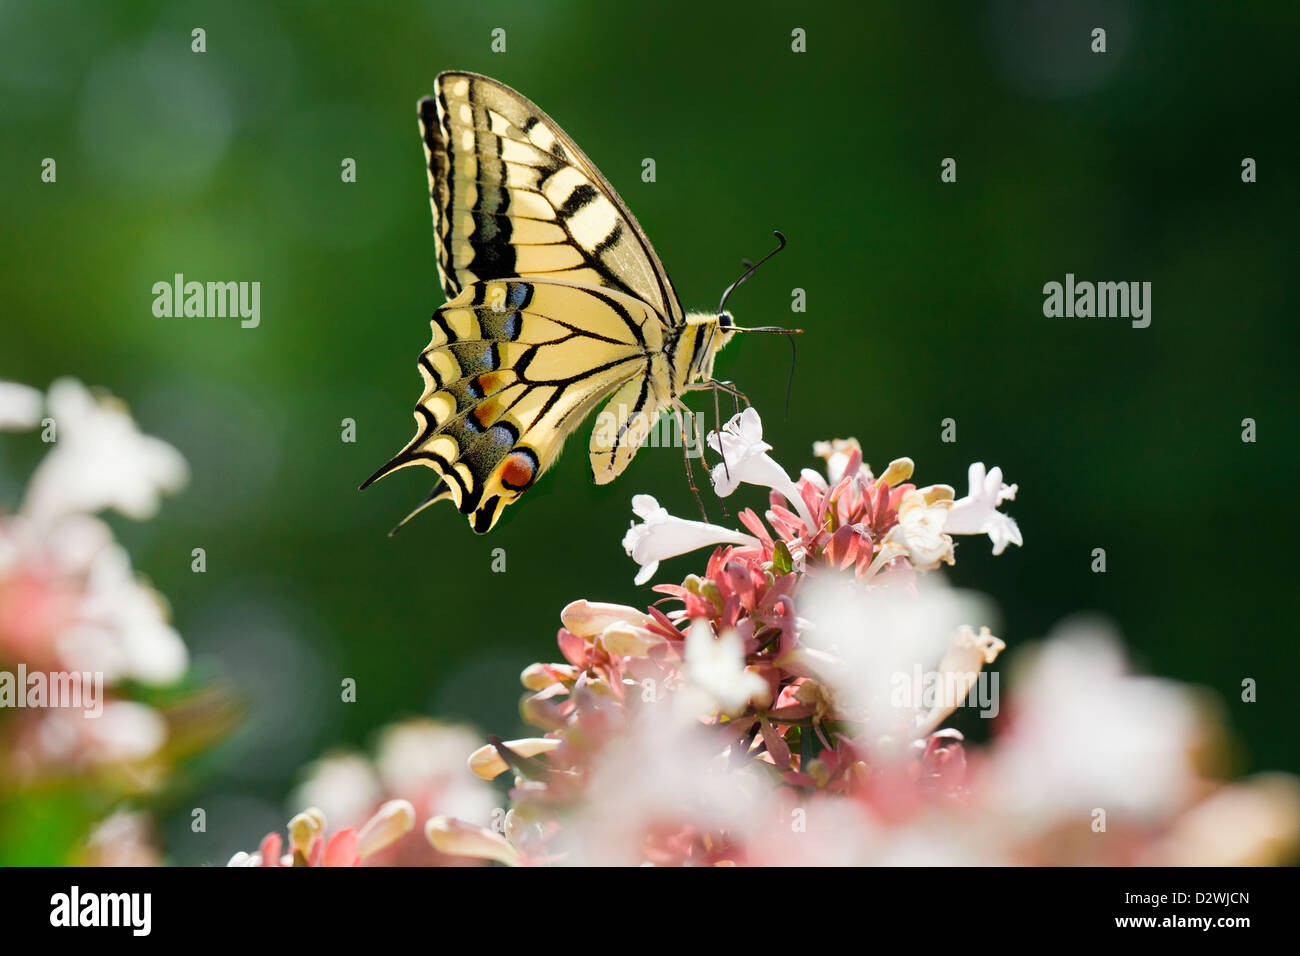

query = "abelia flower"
[945,462,1022,555]
[227,801,415,867]
[622,494,757,585]
[221,406,1298,867]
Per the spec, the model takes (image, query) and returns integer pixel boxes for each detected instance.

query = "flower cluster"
[0,380,193,789]
[228,800,418,867]
[285,719,498,866]
[0,379,234,865]
[417,410,1299,866]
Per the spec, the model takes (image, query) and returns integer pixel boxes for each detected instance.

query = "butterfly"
[362,71,794,534]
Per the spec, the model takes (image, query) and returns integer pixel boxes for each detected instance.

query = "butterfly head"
[715,309,737,348]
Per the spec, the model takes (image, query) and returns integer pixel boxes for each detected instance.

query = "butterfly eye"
[719,312,734,329]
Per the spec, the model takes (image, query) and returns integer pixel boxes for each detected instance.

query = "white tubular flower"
[679,620,770,718]
[621,494,757,585]
[883,489,955,570]
[357,799,416,858]
[561,600,665,656]
[708,408,816,531]
[561,600,651,637]
[467,737,561,780]
[23,379,188,524]
[916,625,1006,737]
[426,816,519,866]
[945,462,1022,555]
[0,381,43,431]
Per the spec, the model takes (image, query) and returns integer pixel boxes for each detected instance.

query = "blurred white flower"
[621,494,756,585]
[945,462,1022,555]
[88,701,169,763]
[551,707,774,866]
[292,719,500,863]
[799,575,990,733]
[1146,774,1300,866]
[290,753,382,832]
[69,538,185,686]
[678,620,770,718]
[374,720,498,826]
[1,513,187,684]
[28,700,167,767]
[81,809,161,867]
[23,378,188,524]
[980,619,1204,830]
[0,382,43,431]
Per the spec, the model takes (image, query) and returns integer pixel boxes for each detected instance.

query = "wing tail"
[365,278,653,533]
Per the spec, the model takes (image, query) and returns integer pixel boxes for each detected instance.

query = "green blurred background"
[1,0,1296,864]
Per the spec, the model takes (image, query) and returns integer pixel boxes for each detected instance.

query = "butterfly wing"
[421,71,683,325]
[363,278,671,533]
[588,370,675,486]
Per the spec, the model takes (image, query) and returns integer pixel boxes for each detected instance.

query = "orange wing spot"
[477,371,506,394]
[500,450,538,490]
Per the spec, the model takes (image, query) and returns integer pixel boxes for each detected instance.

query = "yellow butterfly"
[363,71,794,534]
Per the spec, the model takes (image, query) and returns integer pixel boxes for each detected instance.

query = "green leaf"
[772,540,793,575]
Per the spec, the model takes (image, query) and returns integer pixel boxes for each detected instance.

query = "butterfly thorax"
[673,312,736,391]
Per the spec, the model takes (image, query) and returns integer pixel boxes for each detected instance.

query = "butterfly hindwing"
[364,278,670,533]
[589,366,674,486]
[420,71,683,325]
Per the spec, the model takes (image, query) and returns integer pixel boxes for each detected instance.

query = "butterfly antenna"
[718,231,787,316]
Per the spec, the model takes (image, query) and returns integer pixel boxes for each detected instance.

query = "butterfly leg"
[698,391,731,518]
[711,380,751,414]
[672,400,710,522]
[685,380,750,487]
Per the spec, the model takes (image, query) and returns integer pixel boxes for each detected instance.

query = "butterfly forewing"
[421,71,683,324]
